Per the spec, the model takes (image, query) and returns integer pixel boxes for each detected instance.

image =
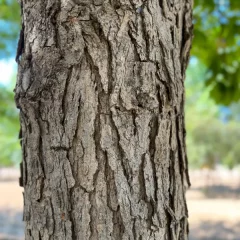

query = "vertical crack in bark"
[176,112,191,189]
[69,187,76,240]
[21,110,30,187]
[140,10,150,60]
[70,93,82,186]
[128,30,141,61]
[181,1,193,76]
[156,80,163,114]
[89,192,97,240]
[139,153,147,201]
[19,111,28,187]
[46,1,60,49]
[38,117,45,178]
[19,125,24,187]
[132,109,137,136]
[149,114,159,202]
[49,197,55,236]
[168,121,174,202]
[110,112,133,186]
[104,151,112,210]
[168,148,176,229]
[61,66,74,126]
[162,119,173,240]
[37,135,44,203]
[175,116,184,186]
[155,64,172,105]
[132,217,137,240]
[139,153,154,229]
[112,205,125,239]
[182,113,191,188]
[87,59,101,240]
[89,13,114,94]
[104,149,123,239]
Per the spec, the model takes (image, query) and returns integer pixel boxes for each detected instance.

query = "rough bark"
[15,0,193,239]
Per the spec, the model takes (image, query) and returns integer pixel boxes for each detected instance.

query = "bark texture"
[15,0,193,239]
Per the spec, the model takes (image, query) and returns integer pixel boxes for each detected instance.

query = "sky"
[0,58,16,86]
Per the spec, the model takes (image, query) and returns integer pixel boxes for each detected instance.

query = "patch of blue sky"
[0,19,19,58]
[0,58,16,86]
[0,19,19,34]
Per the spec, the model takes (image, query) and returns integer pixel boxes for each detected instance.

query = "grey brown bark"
[15,0,193,239]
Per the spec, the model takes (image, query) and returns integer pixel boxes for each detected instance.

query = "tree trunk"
[15,0,193,239]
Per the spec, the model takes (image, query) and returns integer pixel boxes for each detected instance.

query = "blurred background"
[0,0,240,239]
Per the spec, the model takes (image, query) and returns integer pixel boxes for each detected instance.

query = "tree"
[15,1,193,239]
[185,60,240,170]
[0,0,20,58]
[192,0,240,105]
[0,81,21,167]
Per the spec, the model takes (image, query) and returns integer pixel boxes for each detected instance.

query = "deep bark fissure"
[69,187,77,240]
[140,11,150,60]
[110,113,132,186]
[61,66,74,126]
[112,205,125,239]
[149,115,159,202]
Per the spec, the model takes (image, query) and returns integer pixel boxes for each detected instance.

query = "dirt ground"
[0,170,240,240]
[0,181,24,240]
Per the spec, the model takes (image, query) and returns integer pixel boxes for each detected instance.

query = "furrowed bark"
[15,0,193,239]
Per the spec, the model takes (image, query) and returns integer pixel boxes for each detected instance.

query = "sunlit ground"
[0,169,23,240]
[0,169,240,240]
[188,169,240,240]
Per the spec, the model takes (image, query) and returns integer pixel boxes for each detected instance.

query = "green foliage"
[191,120,240,169]
[0,0,21,58]
[0,81,21,167]
[0,1,21,166]
[185,61,240,169]
[0,0,20,21]
[192,0,240,105]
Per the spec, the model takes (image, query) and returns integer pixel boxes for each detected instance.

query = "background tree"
[0,0,21,167]
[0,0,20,58]
[0,80,21,166]
[193,0,240,105]
[185,60,240,169]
